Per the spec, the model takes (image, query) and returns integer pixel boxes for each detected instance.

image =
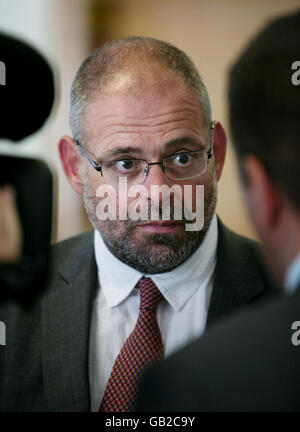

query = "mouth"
[137,220,183,233]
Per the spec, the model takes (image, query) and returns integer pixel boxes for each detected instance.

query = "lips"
[137,220,183,233]
[138,221,181,226]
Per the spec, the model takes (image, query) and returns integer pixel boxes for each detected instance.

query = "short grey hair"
[69,36,212,143]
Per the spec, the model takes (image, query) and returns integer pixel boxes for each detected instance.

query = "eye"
[172,153,194,168]
[110,159,140,174]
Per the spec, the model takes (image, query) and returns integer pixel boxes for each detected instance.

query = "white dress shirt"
[89,214,218,411]
[285,252,300,295]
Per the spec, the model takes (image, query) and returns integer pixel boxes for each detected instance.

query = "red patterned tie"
[100,276,164,412]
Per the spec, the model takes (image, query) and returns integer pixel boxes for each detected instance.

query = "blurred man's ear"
[241,155,282,236]
[58,136,83,195]
[212,121,227,181]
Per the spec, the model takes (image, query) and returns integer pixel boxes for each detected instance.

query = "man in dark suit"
[0,37,277,411]
[136,11,300,412]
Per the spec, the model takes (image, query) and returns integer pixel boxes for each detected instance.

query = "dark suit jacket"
[136,286,300,412]
[0,220,278,411]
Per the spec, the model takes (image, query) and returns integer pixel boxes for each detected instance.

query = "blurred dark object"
[0,32,55,302]
[0,32,55,141]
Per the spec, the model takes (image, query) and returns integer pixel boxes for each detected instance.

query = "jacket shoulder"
[218,221,258,254]
[207,219,279,325]
[50,231,94,270]
[217,220,274,283]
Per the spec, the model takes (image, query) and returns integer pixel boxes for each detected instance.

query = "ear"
[241,155,282,234]
[212,121,227,181]
[58,136,83,195]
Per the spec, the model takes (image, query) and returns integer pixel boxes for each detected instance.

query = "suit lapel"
[41,232,96,411]
[207,219,271,326]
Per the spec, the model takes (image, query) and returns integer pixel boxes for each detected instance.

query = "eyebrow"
[101,137,206,160]
[163,137,206,152]
[102,146,143,159]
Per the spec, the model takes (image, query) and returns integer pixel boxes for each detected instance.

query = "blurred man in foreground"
[136,11,300,411]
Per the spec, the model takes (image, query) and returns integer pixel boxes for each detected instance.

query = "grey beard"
[82,179,217,274]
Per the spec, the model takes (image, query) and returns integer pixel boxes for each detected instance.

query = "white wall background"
[0,0,90,241]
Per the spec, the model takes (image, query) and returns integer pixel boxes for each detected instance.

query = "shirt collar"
[285,252,300,295]
[94,214,218,312]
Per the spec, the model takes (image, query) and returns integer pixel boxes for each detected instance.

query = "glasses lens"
[102,159,148,184]
[163,151,208,180]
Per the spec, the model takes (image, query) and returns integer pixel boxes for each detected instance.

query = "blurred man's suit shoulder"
[137,287,300,411]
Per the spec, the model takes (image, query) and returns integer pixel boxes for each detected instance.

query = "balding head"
[69,37,211,143]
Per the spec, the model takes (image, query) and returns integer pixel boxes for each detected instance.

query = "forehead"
[84,69,207,153]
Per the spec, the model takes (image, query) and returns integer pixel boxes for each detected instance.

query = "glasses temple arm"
[208,120,215,158]
[74,140,102,171]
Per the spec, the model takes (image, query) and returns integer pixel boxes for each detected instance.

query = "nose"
[142,163,175,209]
[143,163,169,190]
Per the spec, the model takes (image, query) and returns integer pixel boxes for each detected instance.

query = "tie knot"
[137,276,162,311]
